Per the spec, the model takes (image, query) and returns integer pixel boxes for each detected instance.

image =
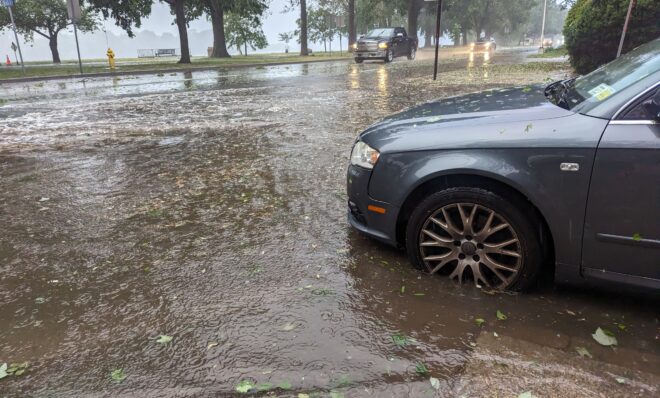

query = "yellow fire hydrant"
[106,48,116,69]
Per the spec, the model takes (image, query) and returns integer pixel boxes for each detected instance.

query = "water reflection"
[377,66,388,96]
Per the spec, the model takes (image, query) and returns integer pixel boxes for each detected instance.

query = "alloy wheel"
[418,202,522,289]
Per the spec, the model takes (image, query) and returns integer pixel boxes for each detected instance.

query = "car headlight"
[352,43,358,49]
[378,42,388,49]
[350,141,380,169]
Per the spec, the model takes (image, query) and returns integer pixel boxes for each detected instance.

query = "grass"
[0,52,351,80]
[527,46,568,59]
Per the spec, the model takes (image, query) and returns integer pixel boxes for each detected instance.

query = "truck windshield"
[366,28,394,38]
[559,39,660,112]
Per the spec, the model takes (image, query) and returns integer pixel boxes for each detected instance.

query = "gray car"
[347,38,660,292]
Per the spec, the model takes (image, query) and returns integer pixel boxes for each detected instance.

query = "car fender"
[368,147,598,273]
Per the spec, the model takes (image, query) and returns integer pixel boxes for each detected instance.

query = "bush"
[564,0,660,74]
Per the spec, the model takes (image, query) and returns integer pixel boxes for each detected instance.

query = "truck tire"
[408,47,416,60]
[384,50,393,63]
[355,58,364,64]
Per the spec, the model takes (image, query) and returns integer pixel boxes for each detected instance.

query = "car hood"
[358,85,595,153]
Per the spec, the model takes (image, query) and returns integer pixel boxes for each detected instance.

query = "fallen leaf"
[392,333,410,347]
[592,327,617,346]
[615,377,625,384]
[0,363,7,380]
[518,392,536,398]
[415,362,429,376]
[430,376,440,390]
[413,293,425,296]
[298,394,310,398]
[281,323,296,332]
[257,382,273,391]
[277,381,292,390]
[235,380,254,393]
[207,341,219,349]
[566,310,576,316]
[330,392,345,398]
[496,310,507,321]
[632,233,642,242]
[575,346,593,358]
[400,286,405,294]
[110,369,126,383]
[475,318,486,327]
[156,335,173,344]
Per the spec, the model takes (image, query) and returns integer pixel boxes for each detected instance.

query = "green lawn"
[527,46,568,59]
[0,52,351,80]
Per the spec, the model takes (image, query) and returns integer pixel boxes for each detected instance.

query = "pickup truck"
[353,27,418,63]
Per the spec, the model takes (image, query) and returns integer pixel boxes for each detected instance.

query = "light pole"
[2,0,26,74]
[539,0,547,52]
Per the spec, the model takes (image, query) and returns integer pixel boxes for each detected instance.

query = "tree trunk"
[461,27,468,45]
[348,0,356,52]
[407,0,421,38]
[300,0,309,55]
[173,0,191,63]
[49,34,61,64]
[244,40,248,56]
[209,0,230,58]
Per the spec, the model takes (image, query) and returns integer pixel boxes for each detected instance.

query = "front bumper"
[355,50,387,59]
[347,164,399,246]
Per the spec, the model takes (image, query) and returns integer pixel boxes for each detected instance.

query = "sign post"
[427,0,443,81]
[2,0,26,74]
[67,0,83,74]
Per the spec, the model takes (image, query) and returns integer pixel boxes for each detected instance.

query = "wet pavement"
[0,49,658,397]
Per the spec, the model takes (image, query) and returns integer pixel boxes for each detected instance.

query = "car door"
[581,85,660,286]
[392,28,404,56]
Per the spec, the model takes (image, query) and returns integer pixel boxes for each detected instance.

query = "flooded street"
[1,49,658,397]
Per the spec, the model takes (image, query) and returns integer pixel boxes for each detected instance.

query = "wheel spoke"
[440,207,462,239]
[428,251,459,274]
[421,229,454,248]
[457,204,478,235]
[482,254,518,273]
[484,238,518,252]
[470,263,491,288]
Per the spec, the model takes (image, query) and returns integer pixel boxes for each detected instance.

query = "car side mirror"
[642,89,660,122]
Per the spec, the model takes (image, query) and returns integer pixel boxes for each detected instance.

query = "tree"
[161,0,197,63]
[279,31,294,52]
[300,0,309,55]
[224,11,267,55]
[564,0,660,74]
[84,0,152,37]
[0,0,97,63]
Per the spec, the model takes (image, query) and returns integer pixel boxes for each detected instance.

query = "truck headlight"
[350,141,380,169]
[352,43,358,50]
[378,42,388,49]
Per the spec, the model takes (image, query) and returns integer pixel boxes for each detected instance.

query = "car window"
[565,39,660,113]
[366,28,394,38]
[620,87,659,120]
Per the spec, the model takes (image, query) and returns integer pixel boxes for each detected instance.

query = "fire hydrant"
[106,48,116,69]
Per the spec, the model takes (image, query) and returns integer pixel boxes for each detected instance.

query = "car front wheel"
[405,187,542,291]
[355,58,364,64]
[384,50,393,63]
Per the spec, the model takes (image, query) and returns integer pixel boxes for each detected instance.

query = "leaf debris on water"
[475,318,486,327]
[391,333,410,347]
[415,362,429,376]
[430,376,440,390]
[592,327,617,346]
[496,310,507,321]
[575,346,593,358]
[110,369,126,383]
[156,334,173,344]
[235,380,254,393]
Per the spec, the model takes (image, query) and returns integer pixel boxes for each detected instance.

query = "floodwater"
[0,49,658,397]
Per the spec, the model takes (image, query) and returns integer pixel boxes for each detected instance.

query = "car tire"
[407,47,416,60]
[384,50,393,63]
[355,58,364,64]
[405,187,542,292]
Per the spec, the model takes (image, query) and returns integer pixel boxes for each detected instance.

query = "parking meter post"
[433,0,443,81]
[7,6,25,74]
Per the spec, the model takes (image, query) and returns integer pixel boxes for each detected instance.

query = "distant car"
[353,27,418,63]
[347,38,660,292]
[470,38,496,53]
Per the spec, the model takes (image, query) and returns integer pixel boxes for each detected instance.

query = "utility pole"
[617,0,636,58]
[539,0,547,52]
[2,0,26,74]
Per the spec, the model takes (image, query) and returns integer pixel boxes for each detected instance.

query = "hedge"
[563,0,660,74]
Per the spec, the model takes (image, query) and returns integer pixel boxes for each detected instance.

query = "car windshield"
[560,39,660,112]
[366,28,394,38]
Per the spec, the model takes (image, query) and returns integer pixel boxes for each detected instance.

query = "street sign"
[67,0,82,23]
[0,0,16,7]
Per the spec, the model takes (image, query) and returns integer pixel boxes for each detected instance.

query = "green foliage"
[0,0,97,41]
[224,12,268,55]
[564,0,660,74]
[84,0,153,37]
